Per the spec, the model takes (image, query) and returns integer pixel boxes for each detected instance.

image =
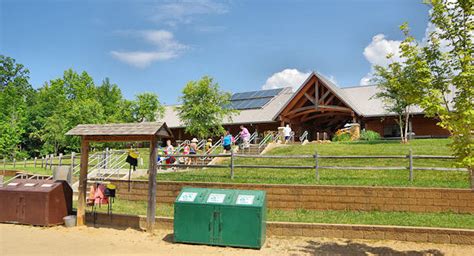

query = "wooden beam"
[315,80,319,111]
[284,105,315,116]
[281,76,316,115]
[84,135,154,142]
[291,108,318,118]
[303,93,316,105]
[318,90,331,104]
[325,94,336,105]
[146,137,158,232]
[301,112,346,122]
[318,105,353,112]
[76,137,89,226]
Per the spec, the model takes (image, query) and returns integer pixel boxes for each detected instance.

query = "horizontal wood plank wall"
[106,180,474,214]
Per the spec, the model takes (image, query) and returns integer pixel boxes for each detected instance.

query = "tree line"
[0,55,165,159]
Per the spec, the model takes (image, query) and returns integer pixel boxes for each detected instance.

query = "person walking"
[164,140,176,167]
[190,138,199,165]
[222,130,232,153]
[283,124,292,143]
[182,141,190,165]
[239,125,251,149]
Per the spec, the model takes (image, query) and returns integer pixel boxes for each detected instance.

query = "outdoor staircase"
[237,144,262,155]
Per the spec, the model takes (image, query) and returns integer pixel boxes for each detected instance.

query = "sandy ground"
[1,224,473,256]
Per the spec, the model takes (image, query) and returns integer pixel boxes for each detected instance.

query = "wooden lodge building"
[161,72,450,141]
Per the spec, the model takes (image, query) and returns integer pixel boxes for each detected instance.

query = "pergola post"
[146,136,158,232]
[77,137,89,226]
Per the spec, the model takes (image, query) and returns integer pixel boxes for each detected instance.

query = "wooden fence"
[166,150,466,182]
[1,150,467,183]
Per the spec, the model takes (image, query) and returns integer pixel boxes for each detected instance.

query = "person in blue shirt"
[222,130,233,153]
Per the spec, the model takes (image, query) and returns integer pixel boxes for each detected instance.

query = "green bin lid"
[175,187,266,207]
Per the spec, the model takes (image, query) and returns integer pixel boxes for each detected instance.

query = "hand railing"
[299,131,309,142]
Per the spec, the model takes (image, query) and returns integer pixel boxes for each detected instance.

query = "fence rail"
[1,149,466,184]
[159,150,466,182]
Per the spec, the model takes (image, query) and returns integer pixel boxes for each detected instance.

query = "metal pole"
[41,157,44,168]
[314,150,319,182]
[34,157,37,168]
[408,149,413,182]
[230,150,235,179]
[24,158,26,167]
[50,154,53,170]
[13,158,16,168]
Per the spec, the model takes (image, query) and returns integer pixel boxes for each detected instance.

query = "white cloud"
[262,69,311,91]
[360,34,402,85]
[150,0,228,27]
[110,30,187,68]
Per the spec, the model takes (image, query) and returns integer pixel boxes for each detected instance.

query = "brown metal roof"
[66,122,170,136]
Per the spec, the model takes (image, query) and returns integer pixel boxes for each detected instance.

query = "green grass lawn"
[87,199,474,230]
[154,139,469,188]
[4,139,469,188]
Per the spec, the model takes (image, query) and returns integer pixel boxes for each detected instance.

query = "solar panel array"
[229,88,283,110]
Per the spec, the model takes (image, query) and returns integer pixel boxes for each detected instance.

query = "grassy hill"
[155,139,469,188]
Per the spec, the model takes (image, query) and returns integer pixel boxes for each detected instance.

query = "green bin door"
[174,188,214,244]
[219,191,266,248]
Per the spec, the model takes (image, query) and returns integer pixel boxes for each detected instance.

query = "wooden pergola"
[66,122,173,231]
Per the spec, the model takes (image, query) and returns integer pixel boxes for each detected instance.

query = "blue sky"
[1,0,431,105]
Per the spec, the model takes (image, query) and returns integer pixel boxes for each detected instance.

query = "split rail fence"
[1,150,467,183]
[167,150,467,182]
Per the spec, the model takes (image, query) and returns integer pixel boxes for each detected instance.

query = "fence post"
[3,158,5,170]
[230,151,235,179]
[314,150,320,182]
[49,154,53,170]
[408,149,413,182]
[41,156,44,168]
[34,157,37,168]
[70,152,75,173]
[58,153,63,167]
[24,158,26,167]
[13,158,16,168]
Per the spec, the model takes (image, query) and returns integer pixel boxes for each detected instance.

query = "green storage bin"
[174,187,266,249]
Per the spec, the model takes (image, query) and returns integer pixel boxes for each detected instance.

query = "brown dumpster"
[0,179,73,226]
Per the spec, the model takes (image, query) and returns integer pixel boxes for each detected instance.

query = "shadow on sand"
[296,240,444,256]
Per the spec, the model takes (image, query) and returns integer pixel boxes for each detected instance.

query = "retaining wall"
[86,212,474,245]
[108,180,474,214]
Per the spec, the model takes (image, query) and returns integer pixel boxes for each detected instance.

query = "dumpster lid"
[0,179,61,192]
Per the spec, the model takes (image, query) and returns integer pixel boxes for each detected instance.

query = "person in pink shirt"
[240,125,251,149]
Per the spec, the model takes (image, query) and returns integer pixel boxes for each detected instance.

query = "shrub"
[332,132,351,142]
[360,130,381,141]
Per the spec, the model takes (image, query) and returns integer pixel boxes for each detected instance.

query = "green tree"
[388,1,473,186]
[97,78,124,122]
[0,55,34,159]
[176,76,237,138]
[131,92,164,122]
[420,0,473,187]
[372,23,430,143]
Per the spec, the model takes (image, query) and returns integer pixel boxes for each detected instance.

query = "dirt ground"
[1,224,473,256]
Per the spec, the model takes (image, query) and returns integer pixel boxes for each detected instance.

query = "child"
[222,130,232,153]
[205,138,213,153]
